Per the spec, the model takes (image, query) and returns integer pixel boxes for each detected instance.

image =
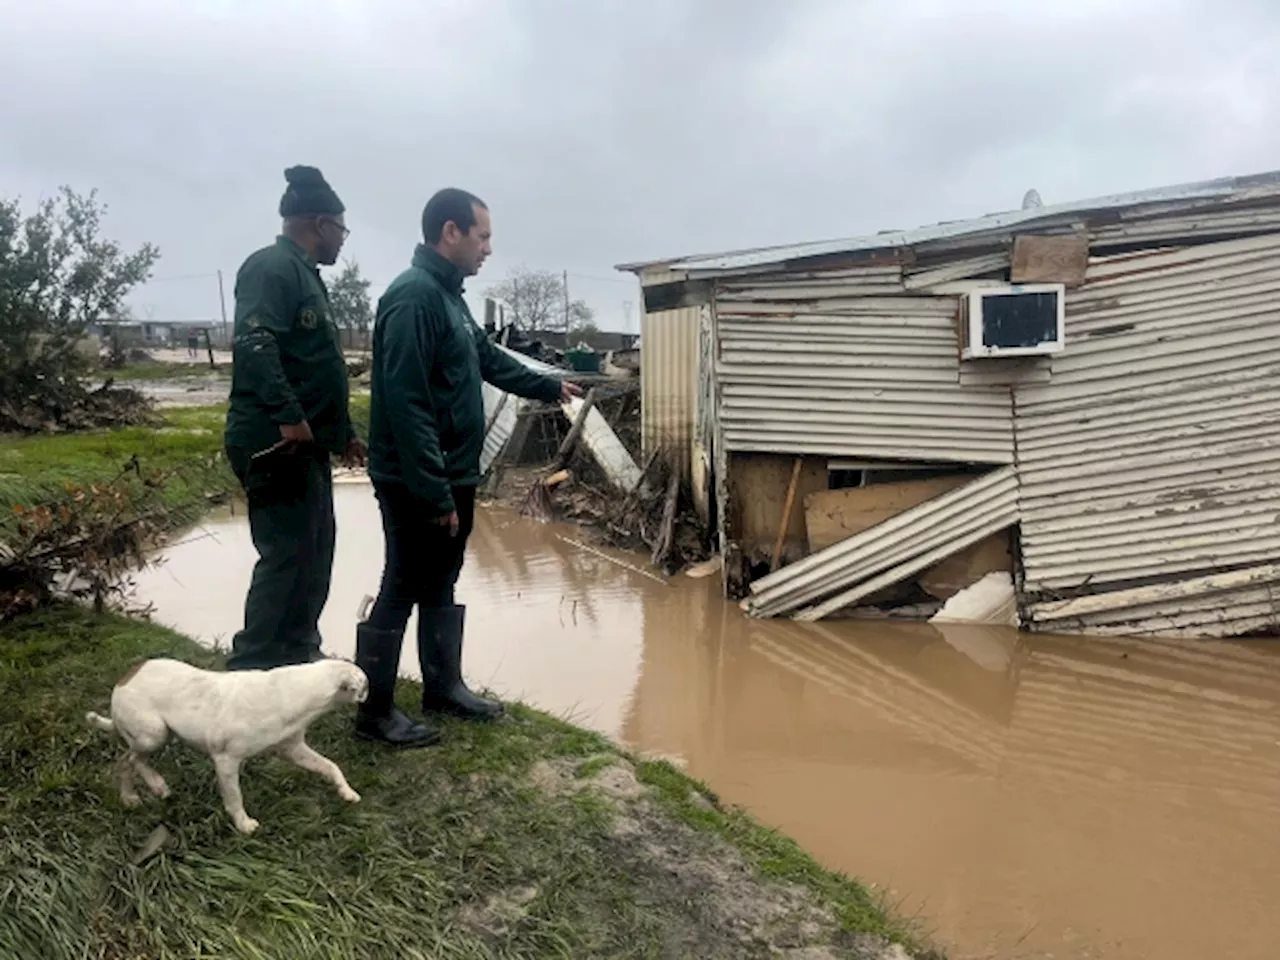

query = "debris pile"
[483,382,709,575]
[0,456,228,620]
[0,376,156,434]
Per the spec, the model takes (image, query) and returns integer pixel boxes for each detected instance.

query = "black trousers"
[225,444,336,671]
[367,482,477,632]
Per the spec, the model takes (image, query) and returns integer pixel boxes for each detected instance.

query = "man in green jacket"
[223,165,366,672]
[356,188,580,747]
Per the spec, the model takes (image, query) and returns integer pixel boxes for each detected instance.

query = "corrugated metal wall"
[1017,234,1280,610]
[640,306,699,459]
[744,467,1019,619]
[715,270,1015,464]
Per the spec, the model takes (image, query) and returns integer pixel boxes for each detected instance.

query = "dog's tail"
[85,711,115,733]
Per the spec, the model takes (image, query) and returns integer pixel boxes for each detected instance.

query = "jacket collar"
[275,234,317,269]
[412,244,465,294]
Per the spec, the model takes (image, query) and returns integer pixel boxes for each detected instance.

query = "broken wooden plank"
[919,531,1013,600]
[803,475,973,554]
[1010,233,1089,287]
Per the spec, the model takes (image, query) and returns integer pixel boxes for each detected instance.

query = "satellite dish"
[1022,189,1043,210]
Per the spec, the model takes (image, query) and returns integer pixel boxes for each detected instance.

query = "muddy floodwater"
[133,482,1280,960]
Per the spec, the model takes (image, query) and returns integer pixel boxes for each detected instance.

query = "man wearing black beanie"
[223,165,366,671]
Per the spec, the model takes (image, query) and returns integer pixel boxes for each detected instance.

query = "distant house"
[618,169,1280,639]
[91,319,227,349]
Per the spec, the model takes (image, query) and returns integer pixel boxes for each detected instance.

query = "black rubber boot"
[418,605,503,721]
[354,622,441,747]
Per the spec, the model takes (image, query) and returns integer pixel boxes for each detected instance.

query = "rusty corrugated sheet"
[640,306,699,458]
[742,467,1019,620]
[716,277,1015,463]
[1016,233,1280,620]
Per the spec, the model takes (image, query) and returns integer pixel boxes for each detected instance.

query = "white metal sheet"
[640,306,699,458]
[743,467,1019,619]
[717,297,1015,465]
[560,396,643,493]
[479,343,561,475]
[1027,564,1280,639]
[1016,234,1280,608]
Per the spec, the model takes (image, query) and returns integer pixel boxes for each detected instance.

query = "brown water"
[134,482,1280,960]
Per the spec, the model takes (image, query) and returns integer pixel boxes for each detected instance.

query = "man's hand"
[435,510,460,537]
[342,436,368,468]
[280,420,314,445]
[559,380,584,403]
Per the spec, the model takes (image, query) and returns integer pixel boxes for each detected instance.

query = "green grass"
[0,399,371,533]
[0,406,235,535]
[101,361,231,382]
[0,607,935,960]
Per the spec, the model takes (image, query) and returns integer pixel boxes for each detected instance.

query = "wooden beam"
[1011,233,1089,287]
[771,457,804,572]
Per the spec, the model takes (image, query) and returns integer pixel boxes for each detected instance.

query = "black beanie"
[278,165,345,218]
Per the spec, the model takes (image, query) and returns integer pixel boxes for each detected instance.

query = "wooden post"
[771,457,803,572]
[651,466,681,569]
[552,387,598,471]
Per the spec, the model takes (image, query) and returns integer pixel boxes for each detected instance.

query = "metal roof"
[617,169,1280,276]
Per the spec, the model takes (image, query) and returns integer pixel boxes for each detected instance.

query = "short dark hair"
[422,188,487,244]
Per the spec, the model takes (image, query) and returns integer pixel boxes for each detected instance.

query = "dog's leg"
[116,752,143,808]
[112,708,169,805]
[212,754,258,835]
[132,755,170,800]
[281,737,361,804]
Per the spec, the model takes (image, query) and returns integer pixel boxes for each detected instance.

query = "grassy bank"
[0,607,932,959]
[0,398,372,526]
[102,361,231,382]
[1,403,936,959]
[0,405,233,523]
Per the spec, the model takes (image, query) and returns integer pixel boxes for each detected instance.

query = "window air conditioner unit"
[959,283,1065,360]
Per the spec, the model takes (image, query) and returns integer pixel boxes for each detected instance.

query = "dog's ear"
[339,668,368,703]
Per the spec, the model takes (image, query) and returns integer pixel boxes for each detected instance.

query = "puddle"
[133,482,1280,960]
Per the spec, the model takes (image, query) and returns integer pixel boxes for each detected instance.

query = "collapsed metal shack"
[620,169,1280,639]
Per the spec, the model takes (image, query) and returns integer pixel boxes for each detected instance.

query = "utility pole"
[563,269,571,352]
[217,270,229,348]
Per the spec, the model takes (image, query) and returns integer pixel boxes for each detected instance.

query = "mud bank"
[134,483,1280,960]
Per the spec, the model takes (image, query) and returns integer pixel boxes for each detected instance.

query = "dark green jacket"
[224,236,354,455]
[368,246,563,515]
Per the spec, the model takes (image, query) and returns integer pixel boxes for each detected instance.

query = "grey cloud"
[2,0,1278,330]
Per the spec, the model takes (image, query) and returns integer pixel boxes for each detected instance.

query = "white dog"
[87,657,369,835]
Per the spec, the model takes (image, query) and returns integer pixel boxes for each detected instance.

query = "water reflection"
[134,483,1280,960]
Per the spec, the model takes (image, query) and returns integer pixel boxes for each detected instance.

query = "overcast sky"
[3,0,1278,332]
